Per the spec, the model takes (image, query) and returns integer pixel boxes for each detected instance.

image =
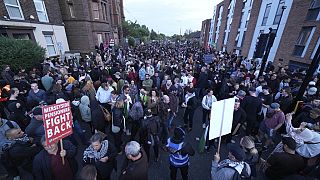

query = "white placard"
[209,97,235,140]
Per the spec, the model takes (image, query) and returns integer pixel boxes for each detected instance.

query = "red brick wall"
[226,0,243,53]
[274,0,320,66]
[216,1,229,51]
[241,0,262,59]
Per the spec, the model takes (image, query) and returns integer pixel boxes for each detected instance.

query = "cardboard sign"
[209,97,235,140]
[42,101,73,145]
[203,54,214,64]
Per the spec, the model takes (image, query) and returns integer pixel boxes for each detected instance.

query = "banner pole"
[293,101,303,113]
[217,100,226,154]
[60,139,65,165]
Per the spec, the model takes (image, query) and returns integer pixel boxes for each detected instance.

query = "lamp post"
[258,5,287,77]
[275,6,287,36]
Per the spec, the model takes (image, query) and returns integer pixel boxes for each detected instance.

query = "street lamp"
[258,5,287,77]
[275,5,287,36]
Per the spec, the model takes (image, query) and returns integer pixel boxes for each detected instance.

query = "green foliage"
[122,20,150,40]
[150,29,157,40]
[128,36,135,47]
[122,20,167,45]
[0,37,45,71]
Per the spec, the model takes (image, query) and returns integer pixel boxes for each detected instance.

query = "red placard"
[42,101,73,145]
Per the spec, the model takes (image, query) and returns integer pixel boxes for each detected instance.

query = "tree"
[150,29,157,40]
[0,37,45,71]
[128,36,135,46]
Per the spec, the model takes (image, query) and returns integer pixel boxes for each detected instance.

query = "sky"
[123,0,220,36]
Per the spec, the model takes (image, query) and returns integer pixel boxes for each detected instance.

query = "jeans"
[144,136,160,161]
[170,164,189,180]
[161,122,169,144]
[183,109,195,129]
[112,129,123,152]
[131,119,141,140]
[202,109,210,124]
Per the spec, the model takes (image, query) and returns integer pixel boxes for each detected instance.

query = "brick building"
[58,0,125,53]
[208,0,320,71]
[274,0,320,71]
[212,2,224,48]
[200,18,211,48]
[0,0,69,57]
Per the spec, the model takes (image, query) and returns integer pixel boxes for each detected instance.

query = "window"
[44,35,56,56]
[261,3,271,26]
[273,0,285,25]
[239,12,244,29]
[12,33,30,40]
[33,0,49,22]
[97,33,103,44]
[293,27,314,57]
[68,3,75,18]
[311,37,320,59]
[245,10,251,28]
[4,0,24,20]
[101,2,107,20]
[235,32,240,46]
[240,31,246,47]
[306,0,320,21]
[92,2,99,20]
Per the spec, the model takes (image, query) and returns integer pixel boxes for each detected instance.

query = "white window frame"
[33,0,49,22]
[4,0,24,20]
[44,35,57,56]
[68,3,75,18]
[273,0,285,25]
[97,33,103,44]
[261,3,272,26]
[311,36,320,59]
[293,27,316,57]
[92,2,100,20]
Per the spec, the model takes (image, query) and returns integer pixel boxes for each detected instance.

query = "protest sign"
[203,54,214,64]
[42,101,73,145]
[209,97,235,140]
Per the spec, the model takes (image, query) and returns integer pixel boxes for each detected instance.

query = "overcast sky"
[123,0,220,36]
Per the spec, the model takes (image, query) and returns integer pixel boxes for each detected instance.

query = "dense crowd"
[0,41,319,180]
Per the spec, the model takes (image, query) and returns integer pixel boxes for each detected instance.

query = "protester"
[241,87,262,136]
[239,136,259,177]
[25,107,45,145]
[201,89,217,128]
[83,133,117,180]
[225,98,247,143]
[138,109,161,162]
[33,136,78,180]
[120,141,148,180]
[182,88,197,132]
[27,82,47,108]
[166,127,195,180]
[79,165,97,180]
[0,112,20,153]
[259,103,285,149]
[211,143,251,179]
[3,128,41,178]
[264,137,305,179]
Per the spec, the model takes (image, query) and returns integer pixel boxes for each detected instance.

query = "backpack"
[129,101,143,121]
[228,162,251,180]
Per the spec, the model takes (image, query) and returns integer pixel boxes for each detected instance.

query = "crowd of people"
[0,41,319,180]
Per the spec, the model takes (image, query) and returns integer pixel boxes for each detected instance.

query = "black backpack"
[228,162,251,180]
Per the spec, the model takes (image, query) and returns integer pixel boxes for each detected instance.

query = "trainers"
[202,123,206,129]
